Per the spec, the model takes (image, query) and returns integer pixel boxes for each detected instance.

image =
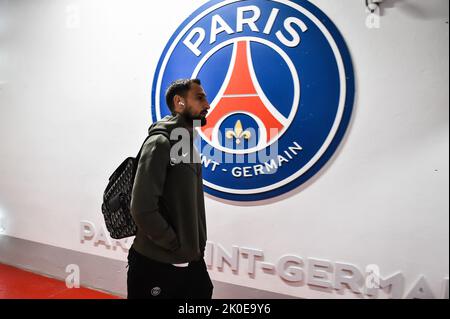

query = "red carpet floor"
[0,263,121,299]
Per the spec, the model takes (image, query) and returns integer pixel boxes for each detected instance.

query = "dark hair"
[165,79,201,114]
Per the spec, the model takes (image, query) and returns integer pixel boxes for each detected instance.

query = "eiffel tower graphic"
[201,40,288,147]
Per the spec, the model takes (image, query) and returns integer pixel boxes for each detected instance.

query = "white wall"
[0,0,448,298]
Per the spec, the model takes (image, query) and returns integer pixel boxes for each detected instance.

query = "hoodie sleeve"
[130,134,180,251]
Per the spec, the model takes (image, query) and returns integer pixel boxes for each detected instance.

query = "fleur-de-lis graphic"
[226,120,252,145]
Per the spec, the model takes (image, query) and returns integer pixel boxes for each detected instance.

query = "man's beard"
[181,110,207,127]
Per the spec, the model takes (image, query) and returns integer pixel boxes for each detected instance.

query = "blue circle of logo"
[151,0,355,201]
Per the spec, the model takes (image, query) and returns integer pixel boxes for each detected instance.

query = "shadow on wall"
[381,0,449,20]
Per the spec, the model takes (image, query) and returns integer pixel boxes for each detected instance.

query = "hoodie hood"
[148,114,193,136]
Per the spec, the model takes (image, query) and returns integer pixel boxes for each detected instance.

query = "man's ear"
[173,95,185,113]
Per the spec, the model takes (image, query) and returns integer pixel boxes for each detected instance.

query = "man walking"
[127,79,213,299]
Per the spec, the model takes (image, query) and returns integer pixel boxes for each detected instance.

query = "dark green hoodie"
[130,114,207,264]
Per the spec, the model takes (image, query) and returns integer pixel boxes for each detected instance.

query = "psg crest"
[151,0,355,201]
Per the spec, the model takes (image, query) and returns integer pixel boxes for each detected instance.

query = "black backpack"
[101,129,170,239]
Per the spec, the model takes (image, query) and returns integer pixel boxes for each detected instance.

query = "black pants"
[127,247,214,299]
